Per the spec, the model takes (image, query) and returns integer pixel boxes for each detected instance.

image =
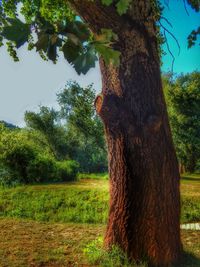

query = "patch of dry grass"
[0,218,105,267]
[0,218,199,267]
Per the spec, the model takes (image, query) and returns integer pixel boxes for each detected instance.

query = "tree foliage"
[164,71,200,172]
[0,0,122,72]
[57,82,107,172]
[0,0,199,72]
[0,122,79,185]
[24,82,107,173]
[25,106,68,160]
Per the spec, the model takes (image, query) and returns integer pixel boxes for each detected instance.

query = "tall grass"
[0,185,109,223]
[0,179,199,224]
[78,172,108,180]
[84,237,147,267]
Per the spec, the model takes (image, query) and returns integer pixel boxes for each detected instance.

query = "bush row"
[0,126,79,186]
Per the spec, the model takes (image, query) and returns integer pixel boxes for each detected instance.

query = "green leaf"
[99,29,118,43]
[73,49,98,75]
[101,0,113,6]
[94,43,120,66]
[63,21,91,42]
[62,40,81,63]
[35,32,49,52]
[1,18,30,48]
[116,0,131,15]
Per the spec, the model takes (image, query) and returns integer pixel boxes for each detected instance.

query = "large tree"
[0,1,199,266]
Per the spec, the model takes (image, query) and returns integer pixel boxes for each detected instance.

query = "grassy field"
[0,174,199,266]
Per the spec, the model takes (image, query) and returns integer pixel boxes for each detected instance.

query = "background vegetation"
[0,72,200,186]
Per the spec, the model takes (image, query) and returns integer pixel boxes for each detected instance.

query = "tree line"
[0,71,199,186]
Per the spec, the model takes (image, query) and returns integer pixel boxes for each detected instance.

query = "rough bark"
[69,1,182,266]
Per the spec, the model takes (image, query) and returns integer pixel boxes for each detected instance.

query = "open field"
[0,219,199,267]
[0,175,199,266]
[0,176,199,224]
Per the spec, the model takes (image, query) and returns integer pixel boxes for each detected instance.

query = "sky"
[0,1,199,127]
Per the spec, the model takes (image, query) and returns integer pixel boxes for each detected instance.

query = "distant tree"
[165,72,200,173]
[57,82,107,172]
[24,106,68,160]
[57,82,105,148]
[0,120,18,129]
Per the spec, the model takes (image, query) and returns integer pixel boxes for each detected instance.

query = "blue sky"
[0,0,199,126]
[161,1,200,73]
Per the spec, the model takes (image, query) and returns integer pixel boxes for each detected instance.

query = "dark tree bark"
[69,1,182,266]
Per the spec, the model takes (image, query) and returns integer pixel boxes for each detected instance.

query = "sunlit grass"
[0,175,200,224]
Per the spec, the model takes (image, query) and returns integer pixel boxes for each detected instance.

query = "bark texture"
[69,1,182,266]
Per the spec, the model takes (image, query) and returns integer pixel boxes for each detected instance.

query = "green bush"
[55,160,79,182]
[1,143,35,183]
[27,155,56,183]
[0,125,79,184]
[0,164,19,186]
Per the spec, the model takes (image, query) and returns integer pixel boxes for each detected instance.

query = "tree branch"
[159,20,180,55]
[183,0,190,16]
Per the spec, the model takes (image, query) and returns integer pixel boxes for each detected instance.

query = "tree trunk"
[69,1,182,266]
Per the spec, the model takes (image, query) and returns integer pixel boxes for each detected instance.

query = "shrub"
[27,158,79,183]
[0,164,19,186]
[27,155,56,183]
[1,143,36,183]
[0,126,79,184]
[55,160,79,182]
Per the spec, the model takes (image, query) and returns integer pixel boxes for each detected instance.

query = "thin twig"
[164,0,170,10]
[163,29,175,73]
[183,0,190,16]
[159,20,180,55]
[160,16,173,28]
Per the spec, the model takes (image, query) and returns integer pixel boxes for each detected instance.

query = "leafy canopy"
[164,71,200,172]
[0,0,199,73]
[0,0,126,73]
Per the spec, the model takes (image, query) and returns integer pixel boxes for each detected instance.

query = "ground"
[0,174,199,267]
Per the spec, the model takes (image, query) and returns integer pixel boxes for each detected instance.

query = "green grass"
[0,175,200,266]
[181,173,200,182]
[84,237,147,267]
[0,176,199,224]
[180,174,200,223]
[0,181,109,224]
[78,172,108,180]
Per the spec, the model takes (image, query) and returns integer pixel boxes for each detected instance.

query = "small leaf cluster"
[0,0,121,74]
[101,0,132,15]
[187,26,200,48]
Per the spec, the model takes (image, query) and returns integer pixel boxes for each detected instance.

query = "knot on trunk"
[95,93,120,121]
[95,93,121,134]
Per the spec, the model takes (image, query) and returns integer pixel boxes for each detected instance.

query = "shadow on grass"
[176,251,200,267]
[181,176,200,182]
